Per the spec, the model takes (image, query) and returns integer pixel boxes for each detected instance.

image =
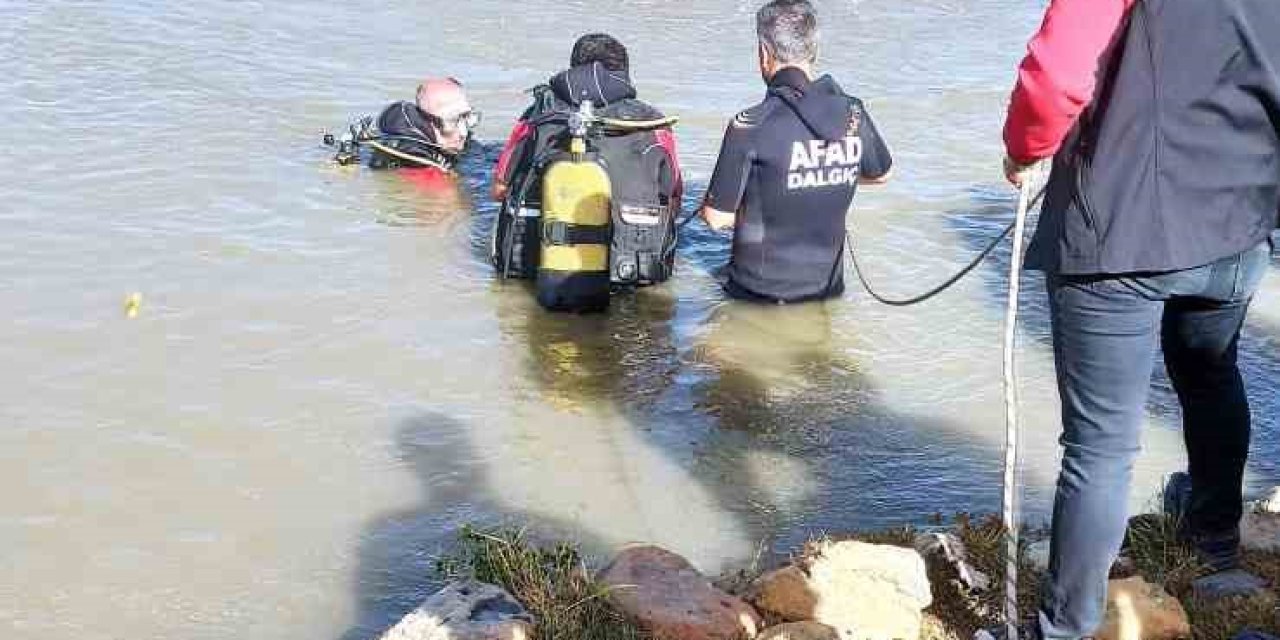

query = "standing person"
[699,0,892,305]
[1003,0,1279,636]
[489,33,683,288]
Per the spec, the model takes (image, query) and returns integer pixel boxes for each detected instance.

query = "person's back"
[700,0,891,304]
[490,34,682,288]
[1015,0,1280,275]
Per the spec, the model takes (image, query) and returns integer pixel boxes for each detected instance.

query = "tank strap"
[542,221,610,246]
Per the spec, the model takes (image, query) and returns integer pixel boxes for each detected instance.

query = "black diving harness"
[495,102,682,280]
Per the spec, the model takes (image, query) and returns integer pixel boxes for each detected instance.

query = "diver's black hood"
[377,101,440,144]
[548,62,637,107]
[768,68,852,142]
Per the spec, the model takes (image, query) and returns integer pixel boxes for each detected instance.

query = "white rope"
[1002,168,1042,639]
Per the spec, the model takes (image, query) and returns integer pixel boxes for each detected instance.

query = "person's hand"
[700,206,736,231]
[490,181,508,203]
[1004,155,1034,188]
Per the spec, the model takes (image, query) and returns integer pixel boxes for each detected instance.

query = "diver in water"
[370,77,479,186]
[700,0,892,305]
[489,33,683,289]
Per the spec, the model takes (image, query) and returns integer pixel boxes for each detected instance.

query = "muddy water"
[2,1,1278,638]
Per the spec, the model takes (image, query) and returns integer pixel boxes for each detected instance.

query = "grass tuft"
[436,525,649,640]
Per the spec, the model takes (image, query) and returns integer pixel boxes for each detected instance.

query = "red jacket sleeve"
[654,128,684,205]
[1003,0,1136,164]
[494,120,534,185]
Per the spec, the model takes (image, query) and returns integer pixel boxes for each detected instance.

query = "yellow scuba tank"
[536,102,612,312]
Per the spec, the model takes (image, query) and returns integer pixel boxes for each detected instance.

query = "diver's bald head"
[415,77,473,154]
[416,77,469,117]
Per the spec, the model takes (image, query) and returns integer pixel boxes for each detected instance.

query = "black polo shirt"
[705,68,891,303]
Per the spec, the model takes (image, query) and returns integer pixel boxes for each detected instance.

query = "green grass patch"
[436,525,648,640]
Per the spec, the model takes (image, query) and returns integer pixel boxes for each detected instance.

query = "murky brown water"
[3,1,1278,638]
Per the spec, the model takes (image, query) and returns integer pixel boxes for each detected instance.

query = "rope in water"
[844,187,1045,307]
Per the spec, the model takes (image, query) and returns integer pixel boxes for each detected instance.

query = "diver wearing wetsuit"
[371,77,479,180]
[701,0,891,304]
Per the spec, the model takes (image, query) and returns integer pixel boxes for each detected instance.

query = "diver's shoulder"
[610,97,666,121]
[728,97,782,131]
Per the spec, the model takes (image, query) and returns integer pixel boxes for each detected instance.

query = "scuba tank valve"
[568,100,594,158]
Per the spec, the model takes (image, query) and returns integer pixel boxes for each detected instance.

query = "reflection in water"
[515,289,680,413]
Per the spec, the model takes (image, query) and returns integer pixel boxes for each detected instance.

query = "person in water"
[699,0,892,305]
[371,77,479,197]
[1002,0,1279,636]
[490,33,681,205]
[488,33,683,287]
[372,78,478,172]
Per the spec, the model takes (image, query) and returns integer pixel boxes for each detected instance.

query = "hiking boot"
[1162,471,1242,572]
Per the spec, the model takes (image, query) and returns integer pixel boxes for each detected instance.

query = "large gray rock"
[1233,631,1280,640]
[598,544,763,640]
[378,580,533,640]
[1241,509,1280,553]
[749,540,932,640]
[1192,569,1268,600]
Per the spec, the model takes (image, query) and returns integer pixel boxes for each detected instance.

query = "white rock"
[750,540,932,640]
[378,580,533,640]
[1257,487,1280,515]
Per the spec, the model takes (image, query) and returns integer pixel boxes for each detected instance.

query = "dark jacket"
[704,68,891,303]
[1029,0,1280,275]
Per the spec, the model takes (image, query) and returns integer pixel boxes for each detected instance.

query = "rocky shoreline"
[378,490,1280,640]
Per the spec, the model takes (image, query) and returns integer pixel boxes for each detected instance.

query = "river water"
[3,1,1278,638]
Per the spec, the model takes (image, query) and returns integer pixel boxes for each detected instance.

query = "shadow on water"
[945,189,1280,492]
[340,411,618,640]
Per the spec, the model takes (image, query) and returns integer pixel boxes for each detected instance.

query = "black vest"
[1030,0,1280,275]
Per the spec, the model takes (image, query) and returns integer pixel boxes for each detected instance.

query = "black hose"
[845,188,1046,307]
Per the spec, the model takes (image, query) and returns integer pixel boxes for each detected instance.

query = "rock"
[758,622,840,640]
[1094,577,1191,640]
[750,540,932,640]
[1192,569,1269,600]
[1241,510,1280,552]
[1234,631,1280,640]
[378,579,533,640]
[749,565,818,621]
[1257,487,1280,515]
[914,532,991,591]
[598,545,762,640]
[1025,539,1051,574]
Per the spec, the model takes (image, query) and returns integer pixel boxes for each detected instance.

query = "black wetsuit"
[705,68,892,303]
[369,101,456,171]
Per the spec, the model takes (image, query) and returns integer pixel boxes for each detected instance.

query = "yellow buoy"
[124,293,142,318]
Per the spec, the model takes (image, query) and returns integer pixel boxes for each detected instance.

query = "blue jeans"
[1038,240,1272,639]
